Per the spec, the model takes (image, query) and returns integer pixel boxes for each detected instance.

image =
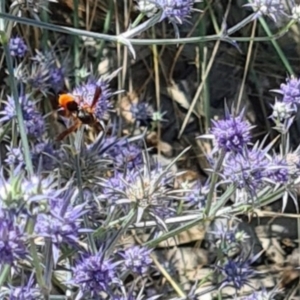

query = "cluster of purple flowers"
[9,36,28,58]
[69,245,153,298]
[271,76,300,123]
[0,208,28,267]
[2,1,298,299]
[8,39,67,93]
[205,105,291,198]
[0,94,45,138]
[100,162,179,221]
[102,137,143,170]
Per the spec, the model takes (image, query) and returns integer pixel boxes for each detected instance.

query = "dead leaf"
[167,81,200,118]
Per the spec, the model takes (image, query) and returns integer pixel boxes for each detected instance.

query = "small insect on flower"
[56,86,104,140]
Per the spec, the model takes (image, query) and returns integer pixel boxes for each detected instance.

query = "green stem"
[103,209,136,257]
[0,265,10,286]
[131,13,145,28]
[73,0,79,85]
[259,17,294,75]
[74,128,97,253]
[0,12,293,48]
[205,151,225,216]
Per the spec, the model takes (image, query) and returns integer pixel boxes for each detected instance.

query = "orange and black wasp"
[56,86,104,140]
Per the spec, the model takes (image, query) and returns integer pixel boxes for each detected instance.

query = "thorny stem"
[74,128,97,254]
[131,12,145,28]
[103,209,136,258]
[0,11,294,48]
[205,150,226,217]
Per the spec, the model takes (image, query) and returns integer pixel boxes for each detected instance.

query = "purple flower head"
[5,146,24,167]
[26,51,53,90]
[21,175,58,204]
[70,252,120,297]
[25,50,66,92]
[31,141,60,171]
[49,66,65,93]
[104,171,128,192]
[222,148,269,193]
[156,0,197,24]
[0,208,27,266]
[209,223,249,257]
[9,36,27,58]
[103,137,143,170]
[101,171,129,207]
[0,95,45,138]
[6,275,42,300]
[243,0,285,22]
[218,257,255,290]
[101,164,176,220]
[125,167,172,206]
[119,246,153,275]
[136,0,200,24]
[266,155,289,184]
[73,77,113,119]
[270,98,295,120]
[279,76,300,109]
[183,181,208,209]
[130,102,154,125]
[35,200,91,249]
[241,287,282,300]
[210,108,252,153]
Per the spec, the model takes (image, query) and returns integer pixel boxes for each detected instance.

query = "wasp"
[56,86,104,140]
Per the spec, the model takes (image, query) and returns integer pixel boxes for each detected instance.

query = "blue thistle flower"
[5,275,43,300]
[243,0,286,22]
[119,246,153,275]
[158,0,197,24]
[24,50,66,92]
[35,193,92,262]
[9,36,27,58]
[183,181,208,209]
[0,95,45,138]
[103,137,143,170]
[218,257,255,290]
[5,146,24,167]
[101,171,130,211]
[130,102,154,125]
[270,98,295,120]
[138,0,199,24]
[266,156,289,184]
[241,287,282,300]
[48,66,65,93]
[100,164,177,221]
[222,148,269,192]
[278,76,300,109]
[69,252,121,297]
[72,77,113,119]
[31,141,60,171]
[210,108,253,153]
[0,208,28,266]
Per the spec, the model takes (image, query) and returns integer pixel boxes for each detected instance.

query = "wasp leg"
[94,119,105,133]
[56,119,82,141]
